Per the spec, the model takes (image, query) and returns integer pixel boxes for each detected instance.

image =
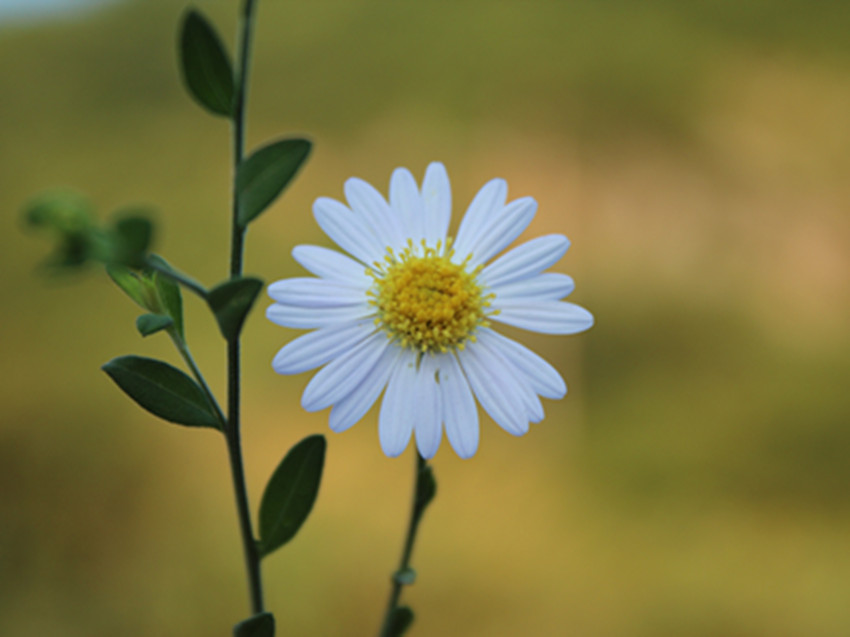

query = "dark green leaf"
[148,255,184,339]
[106,265,149,308]
[136,313,173,337]
[102,355,220,429]
[393,567,417,586]
[233,612,275,637]
[207,276,263,341]
[111,214,153,268]
[415,463,437,513]
[236,138,311,226]
[258,434,326,557]
[387,606,415,637]
[179,9,234,117]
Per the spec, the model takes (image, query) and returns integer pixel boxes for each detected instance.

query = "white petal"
[479,234,570,288]
[344,177,405,250]
[458,340,529,436]
[272,319,375,375]
[477,328,566,399]
[474,334,544,423]
[490,273,575,301]
[421,162,451,247]
[491,301,594,334]
[266,302,373,329]
[378,349,419,457]
[465,197,537,268]
[267,277,367,307]
[390,167,425,243]
[313,197,384,265]
[291,245,371,286]
[439,353,479,459]
[453,178,507,261]
[329,344,404,433]
[413,355,443,459]
[301,333,389,412]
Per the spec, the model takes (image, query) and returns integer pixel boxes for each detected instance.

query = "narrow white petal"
[439,353,479,459]
[301,333,389,412]
[473,334,543,423]
[421,162,451,247]
[389,168,425,243]
[266,303,373,329]
[413,355,443,459]
[478,328,566,399]
[491,273,575,301]
[267,277,367,307]
[453,178,507,261]
[344,178,405,250]
[491,301,594,334]
[379,350,419,457]
[292,245,371,286]
[466,197,537,268]
[272,319,375,375]
[329,344,404,433]
[458,341,529,436]
[479,234,570,288]
[313,197,384,264]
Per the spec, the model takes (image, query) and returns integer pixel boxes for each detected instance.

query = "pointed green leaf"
[236,138,311,226]
[207,276,263,341]
[387,606,414,637]
[102,355,220,430]
[148,255,184,339]
[136,313,173,337]
[258,435,326,558]
[233,612,275,637]
[106,265,148,308]
[179,9,235,117]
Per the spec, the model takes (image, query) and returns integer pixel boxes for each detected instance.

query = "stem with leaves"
[379,454,437,637]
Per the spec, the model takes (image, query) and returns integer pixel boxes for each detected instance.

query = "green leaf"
[258,435,326,558]
[233,612,275,637]
[415,463,437,513]
[136,313,173,337]
[106,265,148,308]
[207,276,263,341]
[148,255,184,339]
[387,606,415,637]
[179,9,235,117]
[102,355,220,430]
[236,138,311,227]
[111,214,153,268]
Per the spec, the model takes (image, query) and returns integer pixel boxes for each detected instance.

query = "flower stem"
[378,453,435,637]
[144,257,208,301]
[170,333,227,429]
[226,0,264,616]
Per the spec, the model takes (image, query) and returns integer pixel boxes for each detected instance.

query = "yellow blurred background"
[2,1,850,635]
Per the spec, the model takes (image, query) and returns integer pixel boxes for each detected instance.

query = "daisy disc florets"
[267,162,593,459]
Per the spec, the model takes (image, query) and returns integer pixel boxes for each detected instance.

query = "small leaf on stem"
[387,606,415,636]
[207,276,263,341]
[106,265,148,308]
[258,434,326,558]
[111,213,153,268]
[102,355,220,429]
[136,313,173,337]
[415,463,437,513]
[148,255,184,339]
[179,9,235,117]
[236,138,312,226]
[233,612,275,637]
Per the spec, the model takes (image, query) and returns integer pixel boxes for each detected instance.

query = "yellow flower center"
[368,240,491,353]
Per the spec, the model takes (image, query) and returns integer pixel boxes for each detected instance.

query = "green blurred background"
[2,0,850,635]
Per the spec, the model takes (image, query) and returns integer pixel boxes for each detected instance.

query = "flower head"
[267,162,593,459]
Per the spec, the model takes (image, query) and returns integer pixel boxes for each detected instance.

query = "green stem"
[226,0,264,616]
[379,453,431,637]
[144,258,208,300]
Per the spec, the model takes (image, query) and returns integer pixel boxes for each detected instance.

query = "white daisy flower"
[266,162,593,459]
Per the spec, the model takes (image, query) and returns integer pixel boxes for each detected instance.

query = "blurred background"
[2,0,850,635]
